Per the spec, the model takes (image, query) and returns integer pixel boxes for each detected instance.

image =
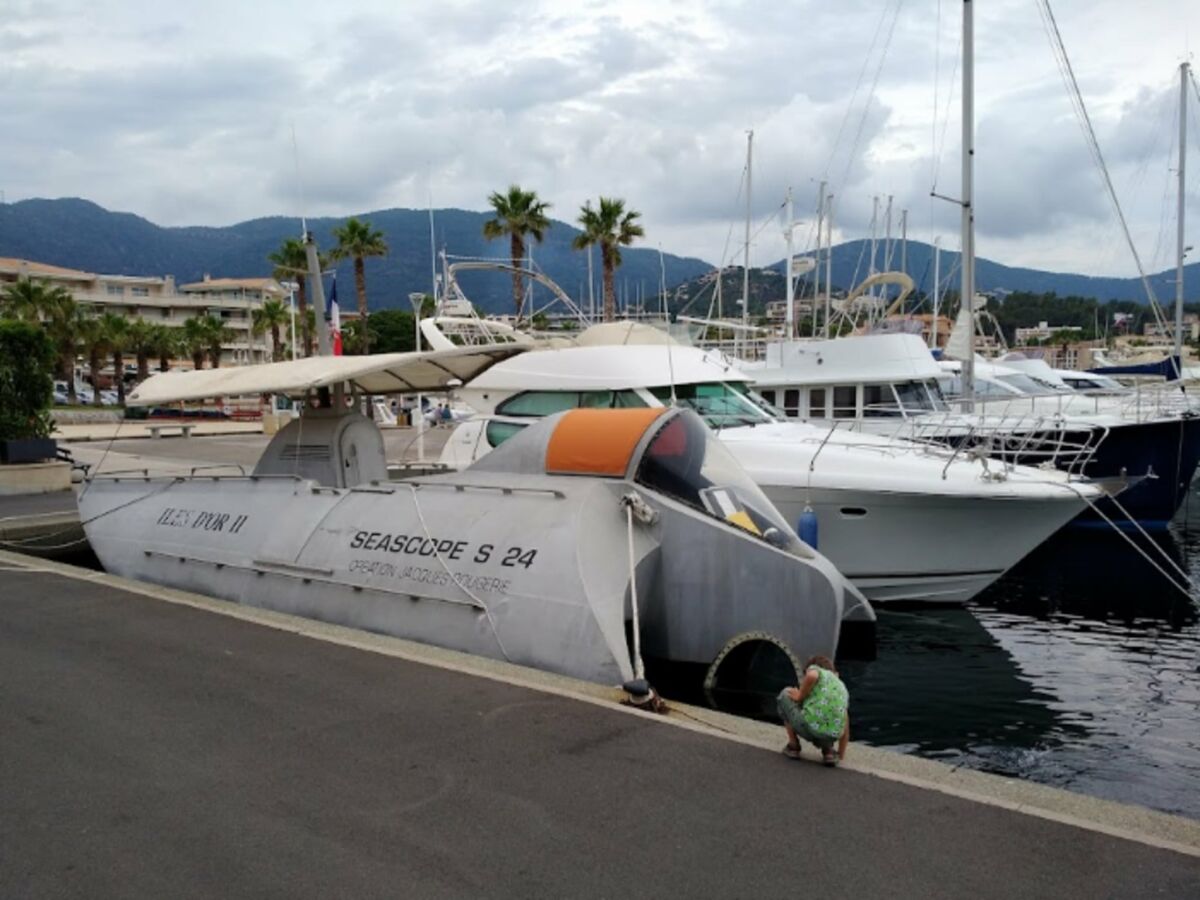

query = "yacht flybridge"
[743,332,1200,528]
[441,342,1110,604]
[76,346,869,690]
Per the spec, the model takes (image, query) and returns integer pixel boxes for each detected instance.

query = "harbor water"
[838,491,1200,820]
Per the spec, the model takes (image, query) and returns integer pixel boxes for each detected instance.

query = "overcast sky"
[2,0,1198,277]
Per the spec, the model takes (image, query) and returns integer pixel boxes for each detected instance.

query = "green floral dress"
[800,667,848,739]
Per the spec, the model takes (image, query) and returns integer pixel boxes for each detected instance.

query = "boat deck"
[1,553,1197,898]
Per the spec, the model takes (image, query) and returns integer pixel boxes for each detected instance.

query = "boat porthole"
[839,507,868,518]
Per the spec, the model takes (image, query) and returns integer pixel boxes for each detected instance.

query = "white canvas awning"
[126,345,526,406]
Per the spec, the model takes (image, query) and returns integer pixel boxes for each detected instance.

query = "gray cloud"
[0,0,1194,277]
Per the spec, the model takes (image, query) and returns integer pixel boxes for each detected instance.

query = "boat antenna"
[659,245,677,406]
[290,120,307,237]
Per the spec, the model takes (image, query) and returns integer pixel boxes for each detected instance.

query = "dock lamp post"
[408,292,426,462]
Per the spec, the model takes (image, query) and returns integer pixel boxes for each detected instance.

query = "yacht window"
[613,390,649,408]
[832,385,857,419]
[497,391,581,416]
[893,380,938,412]
[862,384,900,418]
[808,388,826,418]
[975,378,1021,397]
[496,390,645,416]
[743,389,786,419]
[923,380,949,411]
[649,382,771,428]
[937,375,962,398]
[783,389,800,416]
[759,389,776,406]
[996,373,1054,395]
[579,391,617,408]
[485,420,527,447]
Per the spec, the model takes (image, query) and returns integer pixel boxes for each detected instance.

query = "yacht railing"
[870,404,1109,477]
[957,381,1199,423]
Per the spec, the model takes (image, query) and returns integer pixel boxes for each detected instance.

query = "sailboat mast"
[785,187,796,339]
[1175,61,1189,373]
[742,130,753,348]
[961,0,976,407]
[814,180,826,332]
[869,196,879,277]
[824,193,834,339]
[931,237,941,349]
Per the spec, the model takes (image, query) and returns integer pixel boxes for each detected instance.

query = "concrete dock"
[2,550,1198,899]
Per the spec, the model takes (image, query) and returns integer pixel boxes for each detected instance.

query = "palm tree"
[269,238,314,357]
[1,277,74,323]
[125,318,157,383]
[573,197,645,322]
[330,218,388,354]
[76,316,110,407]
[199,314,231,369]
[251,298,291,362]
[182,316,209,370]
[36,290,84,403]
[149,324,180,372]
[483,185,552,322]
[98,313,130,405]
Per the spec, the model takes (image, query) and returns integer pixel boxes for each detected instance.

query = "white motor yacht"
[743,332,1200,528]
[442,343,1107,604]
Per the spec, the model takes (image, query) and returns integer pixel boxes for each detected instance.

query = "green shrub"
[0,320,55,440]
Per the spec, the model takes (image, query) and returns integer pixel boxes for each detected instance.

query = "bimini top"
[126,345,526,406]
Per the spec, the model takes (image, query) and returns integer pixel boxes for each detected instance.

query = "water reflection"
[844,510,1200,819]
[837,608,1078,767]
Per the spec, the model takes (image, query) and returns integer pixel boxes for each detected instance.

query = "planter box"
[0,460,70,495]
[0,438,59,464]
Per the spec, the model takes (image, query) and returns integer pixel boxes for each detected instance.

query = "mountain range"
[0,198,1193,312]
[0,198,711,314]
[774,239,1196,307]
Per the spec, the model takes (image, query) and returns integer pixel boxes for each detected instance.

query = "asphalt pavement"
[2,565,1198,899]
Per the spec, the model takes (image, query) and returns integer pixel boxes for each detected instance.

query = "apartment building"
[0,258,280,365]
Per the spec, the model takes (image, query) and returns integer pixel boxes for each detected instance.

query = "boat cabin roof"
[753,333,943,386]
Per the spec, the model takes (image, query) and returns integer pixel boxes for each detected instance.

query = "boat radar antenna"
[659,245,677,406]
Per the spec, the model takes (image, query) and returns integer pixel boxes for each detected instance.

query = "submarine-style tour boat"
[76,347,871,694]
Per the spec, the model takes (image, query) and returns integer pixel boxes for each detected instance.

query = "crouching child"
[777,655,849,767]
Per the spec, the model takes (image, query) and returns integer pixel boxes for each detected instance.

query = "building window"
[131,286,149,297]
[106,284,124,296]
[161,308,171,318]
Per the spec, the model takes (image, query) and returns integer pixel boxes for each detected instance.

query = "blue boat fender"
[797,506,819,550]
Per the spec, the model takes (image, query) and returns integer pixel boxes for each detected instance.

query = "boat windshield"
[648,382,778,428]
[996,373,1057,395]
[635,411,802,552]
[895,379,947,412]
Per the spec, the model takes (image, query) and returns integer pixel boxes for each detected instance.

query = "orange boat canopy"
[545,407,667,477]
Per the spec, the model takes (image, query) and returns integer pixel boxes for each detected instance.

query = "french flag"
[327,274,343,356]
